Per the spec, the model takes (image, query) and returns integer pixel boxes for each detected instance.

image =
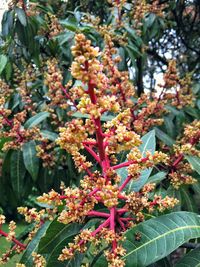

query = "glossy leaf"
[10,150,26,198]
[22,141,39,181]
[140,130,156,157]
[41,130,58,141]
[123,212,200,267]
[24,112,50,129]
[181,188,197,212]
[15,7,27,26]
[148,171,167,184]
[185,155,200,175]
[0,54,8,75]
[20,222,50,266]
[155,128,175,147]
[38,219,83,267]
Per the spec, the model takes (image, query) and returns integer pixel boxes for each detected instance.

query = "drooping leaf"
[38,219,83,267]
[185,155,200,175]
[155,127,175,147]
[15,7,27,26]
[175,247,200,267]
[24,112,50,129]
[22,141,39,181]
[38,220,82,254]
[20,222,50,266]
[148,172,167,184]
[164,116,175,138]
[123,212,200,267]
[181,188,197,212]
[0,55,8,75]
[10,150,26,198]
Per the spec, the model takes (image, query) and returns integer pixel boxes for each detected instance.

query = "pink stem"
[118,194,128,200]
[117,208,128,215]
[118,218,126,231]
[83,140,97,146]
[110,207,117,251]
[0,230,26,249]
[112,157,148,170]
[79,188,99,206]
[87,211,110,218]
[83,144,100,163]
[91,218,110,236]
[172,154,184,168]
[61,86,77,108]
[119,175,132,192]
[120,217,134,222]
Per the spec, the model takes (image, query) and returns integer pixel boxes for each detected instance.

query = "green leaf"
[15,7,27,26]
[5,61,12,81]
[20,222,50,266]
[140,130,156,157]
[38,219,83,266]
[118,130,156,192]
[24,112,50,129]
[148,171,167,184]
[175,247,200,267]
[123,212,200,267]
[0,55,8,75]
[185,155,200,175]
[10,150,26,198]
[129,168,152,192]
[60,20,77,31]
[22,141,39,181]
[38,220,82,253]
[164,116,175,138]
[145,13,156,28]
[184,106,200,119]
[72,112,115,121]
[41,130,58,141]
[181,188,197,212]
[155,127,175,147]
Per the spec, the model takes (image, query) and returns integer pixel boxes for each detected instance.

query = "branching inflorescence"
[1,31,199,266]
[36,34,178,266]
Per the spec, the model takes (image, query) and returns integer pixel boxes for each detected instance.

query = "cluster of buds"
[0,32,190,266]
[0,110,41,151]
[130,94,166,134]
[44,59,69,110]
[160,60,194,109]
[168,120,200,188]
[129,0,166,33]
[11,63,38,114]
[36,141,56,168]
[50,34,179,266]
[46,13,63,38]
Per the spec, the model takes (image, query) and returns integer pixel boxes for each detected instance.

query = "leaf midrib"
[123,225,200,259]
[39,224,71,253]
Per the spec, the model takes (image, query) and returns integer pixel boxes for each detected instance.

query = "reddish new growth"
[36,34,177,266]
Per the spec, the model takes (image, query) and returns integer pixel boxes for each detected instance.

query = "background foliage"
[0,0,200,266]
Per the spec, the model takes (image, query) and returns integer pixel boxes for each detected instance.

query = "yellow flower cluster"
[32,252,46,267]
